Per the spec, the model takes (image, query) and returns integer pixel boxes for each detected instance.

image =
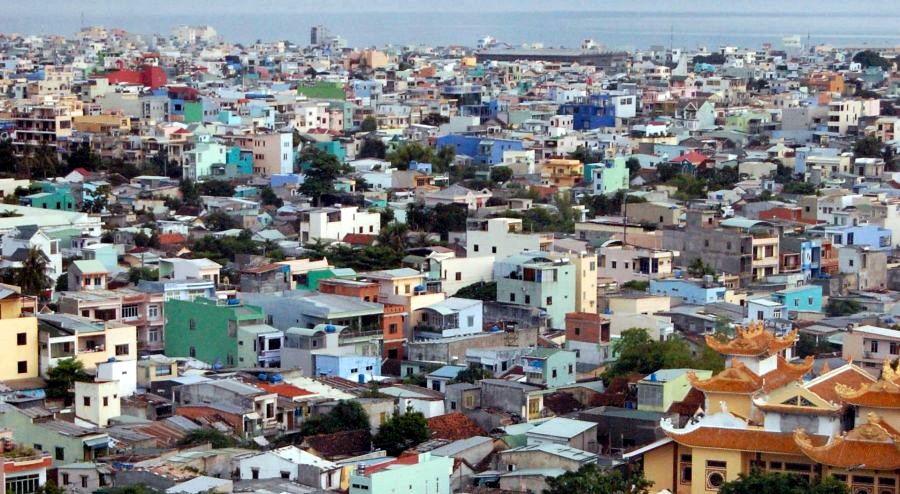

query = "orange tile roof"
[256,382,314,399]
[805,363,876,404]
[835,360,900,408]
[363,453,420,475]
[705,321,798,357]
[666,427,825,455]
[794,414,900,470]
[428,412,487,441]
[762,356,815,392]
[688,362,762,394]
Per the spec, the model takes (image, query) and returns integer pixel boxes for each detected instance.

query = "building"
[0,225,62,291]
[542,159,583,188]
[74,381,120,428]
[1,438,53,494]
[494,252,575,329]
[771,285,823,314]
[57,287,166,354]
[465,217,553,261]
[422,184,492,211]
[298,206,380,243]
[564,312,611,367]
[841,325,900,377]
[525,417,598,452]
[521,348,577,388]
[590,157,629,196]
[158,258,222,284]
[0,285,38,382]
[0,404,109,466]
[649,278,726,305]
[348,452,453,494]
[415,298,483,338]
[164,298,283,369]
[636,368,712,413]
[37,314,136,376]
[597,242,675,285]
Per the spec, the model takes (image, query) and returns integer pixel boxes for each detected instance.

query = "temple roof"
[834,360,900,408]
[688,356,814,395]
[705,321,798,357]
[661,411,826,455]
[794,412,900,470]
[752,381,841,415]
[804,362,876,404]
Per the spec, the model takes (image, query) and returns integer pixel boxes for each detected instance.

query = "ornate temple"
[625,322,900,494]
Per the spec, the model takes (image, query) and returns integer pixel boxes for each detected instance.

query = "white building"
[465,217,552,260]
[299,206,381,243]
[235,446,341,490]
[74,381,121,428]
[416,297,483,338]
[0,225,62,287]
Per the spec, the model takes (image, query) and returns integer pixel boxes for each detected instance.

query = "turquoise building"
[589,156,629,196]
[521,348,577,388]
[494,252,575,329]
[771,285,823,313]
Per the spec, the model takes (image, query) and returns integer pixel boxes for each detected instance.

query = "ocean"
[3,7,899,50]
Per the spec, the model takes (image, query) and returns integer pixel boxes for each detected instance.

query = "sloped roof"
[428,413,487,441]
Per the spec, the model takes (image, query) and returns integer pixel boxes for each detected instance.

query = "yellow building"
[541,159,583,188]
[0,285,38,381]
[626,322,900,494]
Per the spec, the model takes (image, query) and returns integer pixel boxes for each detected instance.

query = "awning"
[84,436,109,449]
[244,412,260,420]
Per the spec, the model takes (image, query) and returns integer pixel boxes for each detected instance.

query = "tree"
[544,464,653,494]
[178,428,237,448]
[260,185,284,208]
[128,267,158,284]
[421,113,449,126]
[0,138,19,175]
[372,411,429,456]
[687,258,716,278]
[14,247,50,297]
[27,143,59,179]
[197,179,235,197]
[454,281,497,301]
[203,211,242,232]
[434,145,456,173]
[386,142,435,171]
[782,181,817,195]
[692,52,727,65]
[825,299,864,317]
[377,223,409,252]
[602,328,723,383]
[853,135,882,158]
[626,157,641,180]
[490,165,513,184]
[720,470,848,494]
[852,50,892,71]
[451,365,494,384]
[568,146,603,165]
[55,274,68,293]
[300,148,348,206]
[359,138,387,159]
[621,280,649,291]
[65,142,101,173]
[179,179,201,206]
[360,116,378,132]
[796,333,836,357]
[100,485,165,494]
[45,358,90,402]
[301,400,370,436]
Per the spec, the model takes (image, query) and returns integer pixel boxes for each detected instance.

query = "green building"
[183,101,204,123]
[636,368,713,413]
[20,183,76,211]
[521,348,577,388]
[0,403,109,466]
[164,298,283,369]
[589,156,629,196]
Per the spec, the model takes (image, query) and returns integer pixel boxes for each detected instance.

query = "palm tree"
[14,247,49,297]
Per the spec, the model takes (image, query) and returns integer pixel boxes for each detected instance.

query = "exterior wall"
[642,442,676,494]
[572,253,598,314]
[164,299,265,367]
[300,207,381,243]
[591,157,629,195]
[251,133,293,176]
[0,314,38,381]
[649,279,725,305]
[627,202,684,227]
[74,381,120,427]
[434,256,494,296]
[349,453,453,494]
[466,218,552,261]
[0,406,106,466]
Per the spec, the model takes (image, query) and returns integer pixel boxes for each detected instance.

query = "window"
[15,360,27,374]
[492,246,497,254]
[6,473,41,494]
[388,323,398,334]
[464,394,475,408]
[103,397,109,407]
[280,471,290,479]
[16,333,26,345]
[455,272,462,281]
[189,346,196,358]
[148,305,160,320]
[552,369,558,378]
[115,344,129,356]
[473,244,479,252]
[870,340,879,353]
[61,473,69,485]
[122,305,139,319]
[524,294,531,304]
[83,397,91,406]
[574,327,581,335]
[467,315,475,327]
[189,319,196,330]
[81,476,88,488]
[890,342,899,355]
[611,261,617,269]
[546,296,553,305]
[509,293,516,302]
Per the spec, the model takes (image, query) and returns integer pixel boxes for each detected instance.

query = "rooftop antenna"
[669,24,674,62]
[80,11,85,30]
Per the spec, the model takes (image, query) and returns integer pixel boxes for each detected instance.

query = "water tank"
[227,298,240,305]
[258,373,268,381]
[414,285,426,293]
[270,374,283,383]
[107,357,117,363]
[674,269,682,279]
[357,374,366,384]
[649,373,657,382]
[490,325,501,333]
[324,325,337,333]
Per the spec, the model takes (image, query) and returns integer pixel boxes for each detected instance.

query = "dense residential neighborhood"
[0,13,897,494]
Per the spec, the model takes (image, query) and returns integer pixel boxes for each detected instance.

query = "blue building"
[558,94,616,130]
[461,100,508,123]
[810,224,892,251]
[771,285,822,313]
[649,278,726,305]
[315,354,381,383]
[435,135,524,165]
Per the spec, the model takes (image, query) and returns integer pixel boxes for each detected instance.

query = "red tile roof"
[158,233,185,245]
[342,233,377,246]
[428,413,487,441]
[363,453,420,475]
[256,383,314,399]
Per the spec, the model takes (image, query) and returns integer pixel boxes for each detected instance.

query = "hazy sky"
[6,0,900,15]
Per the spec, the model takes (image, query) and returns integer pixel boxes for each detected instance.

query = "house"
[379,384,446,418]
[348,452,453,494]
[426,366,467,394]
[279,322,382,379]
[590,157,629,196]
[0,225,62,290]
[521,348,577,388]
[422,184,492,211]
[771,285,823,314]
[542,159,583,188]
[466,217,553,260]
[465,347,531,376]
[57,287,166,354]
[37,313,137,376]
[239,263,291,293]
[649,278,726,305]
[416,298,483,338]
[299,206,380,243]
[597,242,675,285]
[494,252,576,329]
[636,368,712,413]
[841,325,900,377]
[164,298,283,369]
[0,439,53,493]
[56,462,112,494]
[234,445,341,490]
[0,403,109,466]
[67,260,110,292]
[173,379,279,437]
[745,298,785,324]
[74,381,120,428]
[0,285,38,382]
[564,312,611,367]
[158,258,222,284]
[497,442,598,473]
[525,417,598,452]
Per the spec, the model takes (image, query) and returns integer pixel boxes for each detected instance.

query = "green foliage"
[454,281,497,302]
[377,223,410,252]
[687,258,716,278]
[197,179,235,197]
[621,280,649,291]
[450,366,493,384]
[782,181,817,195]
[82,184,111,213]
[387,141,435,171]
[602,328,724,384]
[359,138,387,159]
[626,156,641,179]
[853,135,883,158]
[852,50,892,71]
[719,470,849,494]
[128,267,158,284]
[360,116,378,132]
[260,185,284,208]
[191,230,264,265]
[501,195,577,233]
[406,203,468,239]
[55,274,68,292]
[693,52,727,65]
[34,481,65,494]
[372,411,429,456]
[13,247,50,297]
[65,142,102,173]
[299,148,349,206]
[97,485,166,494]
[0,138,19,176]
[490,165,513,184]
[825,299,864,317]
[796,333,837,358]
[668,173,707,200]
[301,400,370,436]
[568,146,603,165]
[543,464,653,494]
[203,211,242,232]
[179,179,201,206]
[46,358,90,401]
[178,428,237,448]
[585,189,646,217]
[25,143,59,179]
